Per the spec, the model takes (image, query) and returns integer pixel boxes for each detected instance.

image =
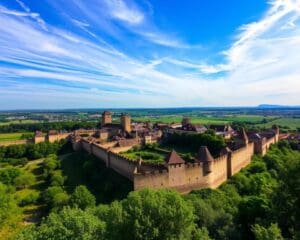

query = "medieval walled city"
[34,111,280,193]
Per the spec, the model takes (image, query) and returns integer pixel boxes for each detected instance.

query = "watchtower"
[121,113,131,133]
[181,117,191,126]
[197,146,213,175]
[102,111,112,125]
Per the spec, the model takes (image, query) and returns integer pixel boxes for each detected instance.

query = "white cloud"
[104,0,144,25]
[0,0,300,109]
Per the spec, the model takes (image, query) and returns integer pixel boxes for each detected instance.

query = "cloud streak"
[0,0,300,109]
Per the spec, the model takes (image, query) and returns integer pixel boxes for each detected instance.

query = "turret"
[197,146,213,174]
[240,128,249,145]
[221,147,233,178]
[181,117,190,126]
[272,125,279,142]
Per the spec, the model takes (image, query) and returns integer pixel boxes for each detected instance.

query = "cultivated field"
[0,120,38,126]
[0,132,31,142]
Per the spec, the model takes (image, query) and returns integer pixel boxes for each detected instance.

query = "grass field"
[256,117,300,130]
[0,132,31,142]
[133,116,228,125]
[121,149,166,164]
[0,120,38,126]
[133,114,276,125]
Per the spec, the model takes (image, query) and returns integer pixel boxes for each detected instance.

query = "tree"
[70,185,96,210]
[14,172,35,189]
[0,183,20,224]
[192,227,212,240]
[0,167,22,185]
[43,186,67,209]
[94,201,124,240]
[52,192,69,209]
[120,189,195,240]
[252,223,283,240]
[43,155,59,179]
[18,207,105,240]
[50,170,65,186]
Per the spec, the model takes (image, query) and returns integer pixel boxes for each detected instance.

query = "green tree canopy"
[70,185,96,210]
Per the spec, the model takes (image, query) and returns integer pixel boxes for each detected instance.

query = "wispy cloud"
[15,0,47,30]
[104,0,144,25]
[0,0,300,109]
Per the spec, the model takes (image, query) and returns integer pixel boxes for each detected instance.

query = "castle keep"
[68,111,280,193]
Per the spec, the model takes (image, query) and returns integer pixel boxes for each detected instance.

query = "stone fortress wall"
[72,127,279,193]
[133,142,255,193]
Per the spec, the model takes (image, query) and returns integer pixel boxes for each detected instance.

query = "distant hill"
[258,104,300,109]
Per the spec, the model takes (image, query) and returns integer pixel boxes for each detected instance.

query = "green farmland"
[133,114,276,125]
[257,117,300,130]
[0,120,38,126]
[0,132,32,142]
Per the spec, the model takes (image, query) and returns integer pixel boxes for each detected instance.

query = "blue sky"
[0,0,299,109]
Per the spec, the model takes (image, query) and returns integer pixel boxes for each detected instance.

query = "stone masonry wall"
[230,142,254,175]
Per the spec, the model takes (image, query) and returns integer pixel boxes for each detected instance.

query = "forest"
[0,140,299,240]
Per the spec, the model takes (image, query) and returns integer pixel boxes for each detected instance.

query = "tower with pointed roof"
[165,149,186,187]
[240,128,249,145]
[197,146,214,174]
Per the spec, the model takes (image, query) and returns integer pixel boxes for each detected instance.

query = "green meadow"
[133,114,276,125]
[257,117,300,130]
[0,132,31,142]
[0,120,38,126]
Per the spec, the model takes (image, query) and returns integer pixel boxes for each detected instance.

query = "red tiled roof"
[165,150,185,165]
[198,146,214,162]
